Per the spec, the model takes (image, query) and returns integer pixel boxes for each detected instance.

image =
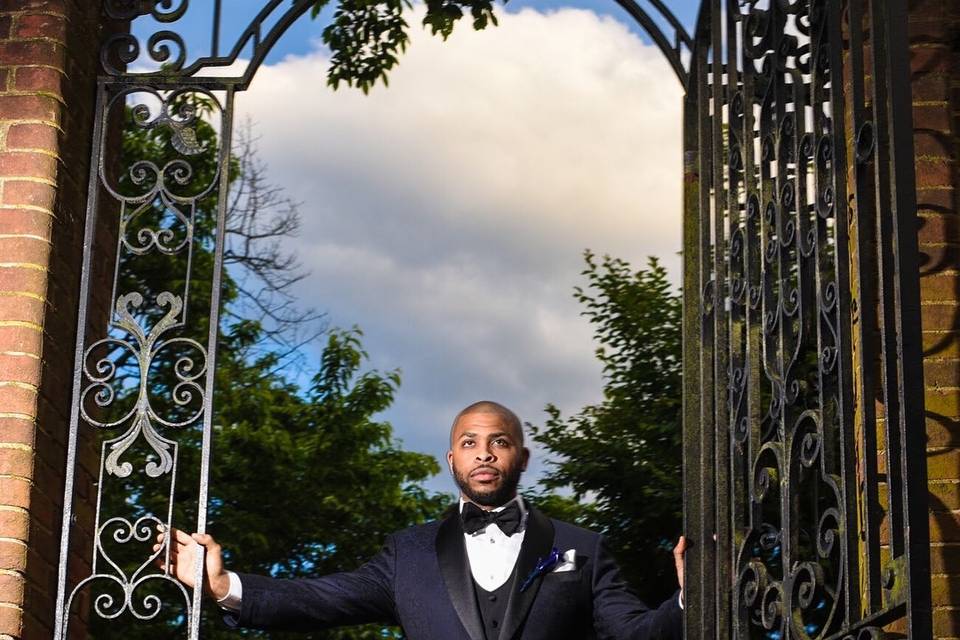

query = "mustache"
[469,466,501,477]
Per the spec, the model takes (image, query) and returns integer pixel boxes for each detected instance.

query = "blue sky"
[132,0,692,496]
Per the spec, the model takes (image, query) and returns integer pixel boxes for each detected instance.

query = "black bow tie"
[461,501,523,536]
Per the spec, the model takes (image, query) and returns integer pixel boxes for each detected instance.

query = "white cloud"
[236,5,684,493]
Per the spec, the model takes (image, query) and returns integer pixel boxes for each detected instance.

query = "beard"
[453,459,524,507]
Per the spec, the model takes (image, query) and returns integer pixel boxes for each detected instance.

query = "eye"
[461,439,475,448]
[493,438,510,447]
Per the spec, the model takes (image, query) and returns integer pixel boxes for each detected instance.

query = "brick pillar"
[911,0,960,637]
[0,2,101,639]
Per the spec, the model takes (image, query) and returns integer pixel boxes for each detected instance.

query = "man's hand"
[154,526,231,601]
[673,536,687,591]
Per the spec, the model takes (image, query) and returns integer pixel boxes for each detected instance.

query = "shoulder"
[523,505,603,548]
[387,517,447,550]
[548,516,603,544]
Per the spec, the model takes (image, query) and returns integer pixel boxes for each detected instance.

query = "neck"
[460,493,519,511]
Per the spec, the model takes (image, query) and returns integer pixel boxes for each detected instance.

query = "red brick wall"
[911,0,960,637]
[0,2,102,638]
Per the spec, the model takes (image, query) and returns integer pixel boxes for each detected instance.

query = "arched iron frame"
[99,0,693,89]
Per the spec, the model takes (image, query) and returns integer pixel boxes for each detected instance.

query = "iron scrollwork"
[684,0,931,638]
[54,83,230,639]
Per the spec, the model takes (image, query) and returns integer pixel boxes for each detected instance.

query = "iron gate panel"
[681,1,932,638]
[53,82,237,639]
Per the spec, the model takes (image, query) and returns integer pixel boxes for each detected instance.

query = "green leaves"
[422,0,498,39]
[323,0,412,93]
[531,251,683,605]
[308,0,502,92]
[201,324,447,639]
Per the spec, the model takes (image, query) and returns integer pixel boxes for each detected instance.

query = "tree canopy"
[530,251,683,605]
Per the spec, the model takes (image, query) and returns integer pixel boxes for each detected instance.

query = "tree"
[530,251,683,605]
[83,101,447,639]
[202,326,447,639]
[308,0,502,92]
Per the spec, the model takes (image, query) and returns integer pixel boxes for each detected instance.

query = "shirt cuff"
[678,591,684,609]
[217,571,242,613]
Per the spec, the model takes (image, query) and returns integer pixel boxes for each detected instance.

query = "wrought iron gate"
[51,0,931,638]
[681,1,932,638]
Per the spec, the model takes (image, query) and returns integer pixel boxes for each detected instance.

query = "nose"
[475,446,495,463]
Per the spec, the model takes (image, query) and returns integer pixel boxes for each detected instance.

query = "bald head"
[449,401,524,447]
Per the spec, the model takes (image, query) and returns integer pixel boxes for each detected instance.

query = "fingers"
[191,533,217,547]
[673,535,687,557]
[673,536,686,591]
[154,525,195,547]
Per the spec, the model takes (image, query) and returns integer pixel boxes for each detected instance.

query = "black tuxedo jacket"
[225,507,682,639]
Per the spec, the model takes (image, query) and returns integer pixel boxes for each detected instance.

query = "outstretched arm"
[591,535,685,640]
[156,527,397,632]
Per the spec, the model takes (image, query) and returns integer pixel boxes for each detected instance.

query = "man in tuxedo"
[159,401,686,639]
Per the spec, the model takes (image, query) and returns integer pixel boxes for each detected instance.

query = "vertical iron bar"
[212,0,222,57]
[683,83,705,640]
[53,81,108,640]
[870,0,933,635]
[868,0,906,560]
[846,0,883,611]
[188,86,236,639]
[697,8,718,634]
[769,0,795,601]
[737,6,764,638]
[710,1,731,636]
[823,0,862,626]
[722,3,743,636]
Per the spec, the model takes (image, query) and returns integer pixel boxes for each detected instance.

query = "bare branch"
[224,118,327,357]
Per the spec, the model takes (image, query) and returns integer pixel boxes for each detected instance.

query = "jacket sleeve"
[590,535,683,640]
[223,534,398,632]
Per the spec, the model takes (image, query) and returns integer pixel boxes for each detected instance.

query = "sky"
[133,0,697,495]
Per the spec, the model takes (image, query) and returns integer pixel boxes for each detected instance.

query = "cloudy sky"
[138,1,693,494]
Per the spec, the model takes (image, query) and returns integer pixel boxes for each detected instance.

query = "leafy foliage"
[308,0,501,92]
[530,251,683,605]
[199,326,447,639]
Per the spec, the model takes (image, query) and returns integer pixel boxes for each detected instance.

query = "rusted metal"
[682,1,932,638]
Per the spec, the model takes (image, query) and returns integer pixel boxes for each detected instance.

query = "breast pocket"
[544,568,583,584]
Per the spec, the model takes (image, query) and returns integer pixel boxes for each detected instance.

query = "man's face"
[447,411,529,508]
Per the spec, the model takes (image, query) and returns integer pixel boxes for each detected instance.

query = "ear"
[446,450,454,474]
[521,447,530,472]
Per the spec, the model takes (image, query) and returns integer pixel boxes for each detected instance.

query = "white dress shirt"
[460,495,527,592]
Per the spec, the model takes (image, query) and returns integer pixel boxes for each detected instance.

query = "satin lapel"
[500,508,555,640]
[436,514,486,640]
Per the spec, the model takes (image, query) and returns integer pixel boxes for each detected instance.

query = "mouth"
[470,467,500,483]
